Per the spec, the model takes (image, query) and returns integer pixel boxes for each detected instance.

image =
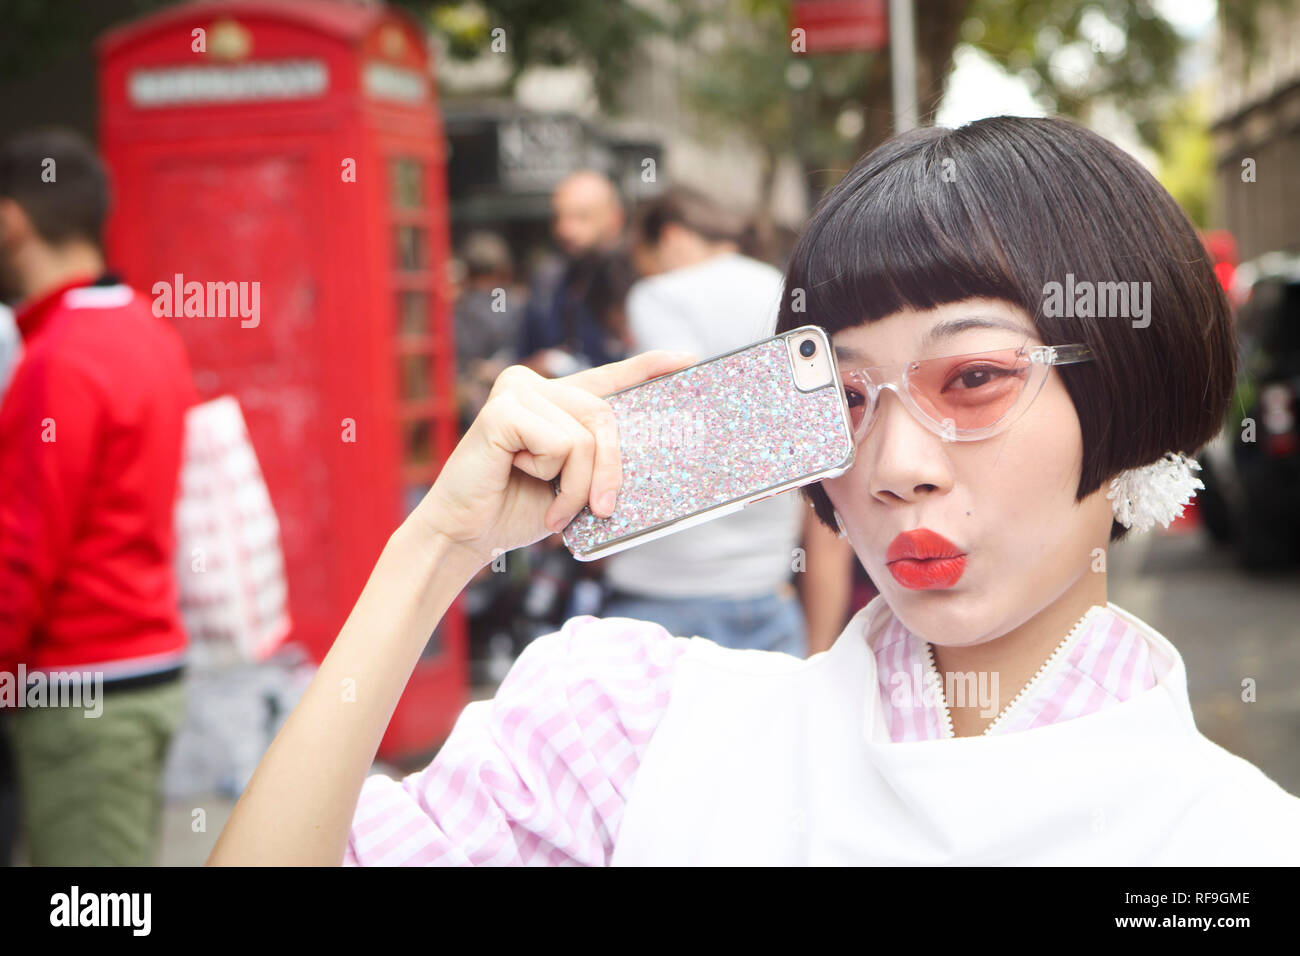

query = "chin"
[884,585,997,647]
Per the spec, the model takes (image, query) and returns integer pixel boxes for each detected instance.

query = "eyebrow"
[833,314,1032,365]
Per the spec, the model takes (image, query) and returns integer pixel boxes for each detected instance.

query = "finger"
[487,362,541,401]
[537,385,622,518]
[561,348,698,399]
[488,393,572,483]
[523,396,598,532]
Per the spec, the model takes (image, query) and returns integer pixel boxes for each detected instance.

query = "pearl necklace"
[922,605,1105,738]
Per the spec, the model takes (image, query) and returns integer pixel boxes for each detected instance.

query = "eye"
[840,377,871,428]
[943,362,1019,391]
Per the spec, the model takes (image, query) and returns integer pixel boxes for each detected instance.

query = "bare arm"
[205,522,480,865]
[206,350,696,866]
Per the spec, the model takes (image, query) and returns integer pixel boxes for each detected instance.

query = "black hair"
[0,127,109,249]
[776,116,1237,543]
[560,248,638,341]
[634,185,750,247]
[460,230,514,280]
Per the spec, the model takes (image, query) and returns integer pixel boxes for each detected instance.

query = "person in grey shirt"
[452,231,523,430]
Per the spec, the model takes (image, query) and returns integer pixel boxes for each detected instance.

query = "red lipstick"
[886,528,966,590]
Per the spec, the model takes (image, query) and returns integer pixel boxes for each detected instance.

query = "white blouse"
[345,596,1300,865]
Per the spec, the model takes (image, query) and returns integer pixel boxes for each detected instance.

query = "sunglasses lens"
[842,376,876,437]
[906,348,1031,434]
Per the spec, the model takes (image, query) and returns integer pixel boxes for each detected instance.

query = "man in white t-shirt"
[600,187,853,656]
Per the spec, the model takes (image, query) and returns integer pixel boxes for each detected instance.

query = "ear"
[659,221,691,247]
[0,198,34,245]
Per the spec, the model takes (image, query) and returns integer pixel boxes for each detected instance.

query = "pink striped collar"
[871,603,1157,742]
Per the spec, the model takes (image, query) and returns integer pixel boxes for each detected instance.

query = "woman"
[209,116,1300,865]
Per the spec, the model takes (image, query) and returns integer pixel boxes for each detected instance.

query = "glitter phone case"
[558,325,855,561]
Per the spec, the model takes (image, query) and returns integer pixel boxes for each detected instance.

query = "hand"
[410,349,697,567]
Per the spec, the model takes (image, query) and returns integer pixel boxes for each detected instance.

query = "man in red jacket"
[0,129,196,865]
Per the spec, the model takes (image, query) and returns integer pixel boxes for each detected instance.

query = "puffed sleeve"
[343,614,690,866]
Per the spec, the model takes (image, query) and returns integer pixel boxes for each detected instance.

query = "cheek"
[976,385,1087,555]
[821,470,859,520]
[1016,384,1083,492]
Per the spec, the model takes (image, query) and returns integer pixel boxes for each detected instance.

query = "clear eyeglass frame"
[838,341,1096,443]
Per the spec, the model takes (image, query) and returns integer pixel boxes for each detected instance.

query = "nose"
[861,387,955,505]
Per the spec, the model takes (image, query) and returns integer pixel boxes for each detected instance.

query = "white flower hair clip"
[1107,451,1204,533]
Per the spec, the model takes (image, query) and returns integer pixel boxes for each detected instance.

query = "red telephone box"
[99,0,465,759]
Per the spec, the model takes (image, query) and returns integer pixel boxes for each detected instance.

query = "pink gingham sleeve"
[342,614,691,866]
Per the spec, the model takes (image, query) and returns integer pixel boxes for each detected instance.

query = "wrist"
[390,512,487,583]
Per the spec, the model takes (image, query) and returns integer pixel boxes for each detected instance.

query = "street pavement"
[1108,523,1300,794]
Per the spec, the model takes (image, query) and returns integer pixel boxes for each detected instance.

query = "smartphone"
[556,325,856,561]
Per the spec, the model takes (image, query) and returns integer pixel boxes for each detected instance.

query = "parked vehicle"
[1199,253,1300,568]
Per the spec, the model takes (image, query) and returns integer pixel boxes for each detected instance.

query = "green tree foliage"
[679,0,1188,191]
[413,0,1288,239]
[969,0,1182,152]
[3,0,1286,227]
[398,0,674,108]
[1155,86,1213,228]
[0,0,174,81]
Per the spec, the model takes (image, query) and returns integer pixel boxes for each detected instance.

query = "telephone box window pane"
[399,354,431,400]
[395,225,428,272]
[391,158,425,209]
[404,418,433,465]
[403,483,431,518]
[399,291,428,336]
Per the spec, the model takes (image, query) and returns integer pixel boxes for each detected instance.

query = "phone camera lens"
[799,338,816,358]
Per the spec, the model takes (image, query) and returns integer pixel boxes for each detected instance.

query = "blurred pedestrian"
[509,173,638,658]
[515,245,639,637]
[0,129,197,865]
[518,170,631,377]
[568,245,638,358]
[453,230,522,430]
[601,186,855,655]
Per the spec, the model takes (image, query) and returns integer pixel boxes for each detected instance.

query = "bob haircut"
[775,115,1237,543]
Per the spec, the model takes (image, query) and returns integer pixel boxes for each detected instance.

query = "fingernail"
[598,491,617,514]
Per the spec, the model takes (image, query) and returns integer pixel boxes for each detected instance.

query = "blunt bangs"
[783,126,1036,332]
